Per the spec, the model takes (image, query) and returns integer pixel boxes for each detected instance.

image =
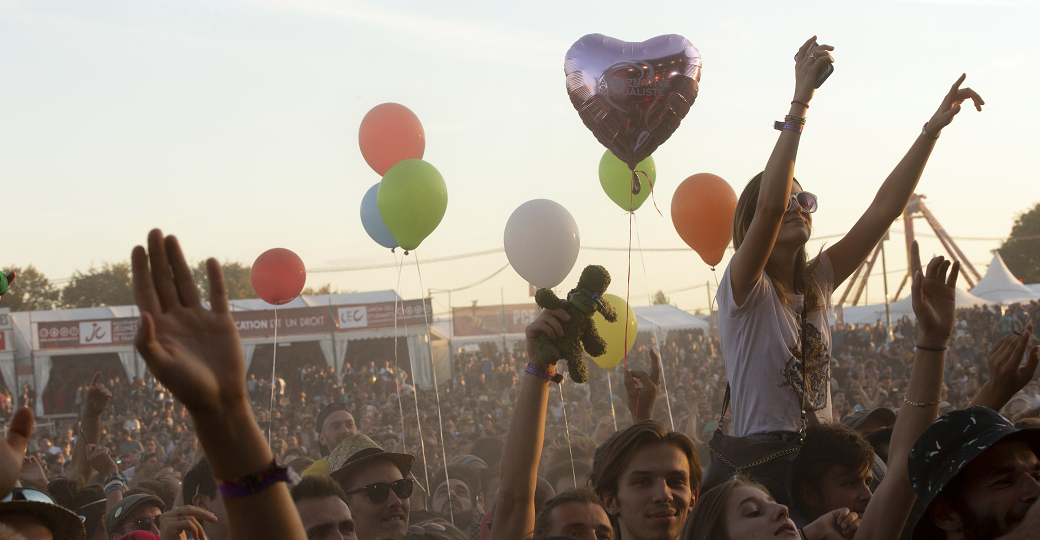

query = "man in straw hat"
[908,406,1040,539]
[329,433,414,540]
[0,487,86,540]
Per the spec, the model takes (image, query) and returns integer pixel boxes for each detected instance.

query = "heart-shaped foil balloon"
[566,34,702,179]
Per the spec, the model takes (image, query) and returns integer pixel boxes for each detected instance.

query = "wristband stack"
[216,460,290,498]
[104,473,128,495]
[775,114,806,134]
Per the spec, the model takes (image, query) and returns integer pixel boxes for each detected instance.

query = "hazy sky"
[4,0,1038,317]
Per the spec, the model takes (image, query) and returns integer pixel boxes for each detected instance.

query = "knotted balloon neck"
[629,168,663,217]
[568,289,605,316]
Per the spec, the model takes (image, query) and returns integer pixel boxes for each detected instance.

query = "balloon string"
[558,383,578,490]
[633,214,673,430]
[392,250,408,450]
[267,305,279,445]
[626,184,638,418]
[606,370,618,431]
[633,169,663,217]
[414,251,454,527]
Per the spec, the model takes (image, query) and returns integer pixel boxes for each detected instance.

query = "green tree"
[302,283,341,296]
[0,265,62,311]
[998,202,1040,284]
[61,262,134,308]
[652,289,671,306]
[192,260,257,301]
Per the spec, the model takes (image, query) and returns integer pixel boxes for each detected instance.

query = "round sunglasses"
[788,191,818,214]
[346,478,414,503]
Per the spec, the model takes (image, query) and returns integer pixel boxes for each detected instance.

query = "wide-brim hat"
[105,494,165,538]
[841,408,896,432]
[0,500,86,540]
[909,407,1040,539]
[328,434,414,489]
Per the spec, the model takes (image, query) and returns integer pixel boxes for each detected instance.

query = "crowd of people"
[2,35,1040,540]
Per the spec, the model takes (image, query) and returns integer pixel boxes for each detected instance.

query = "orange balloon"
[671,173,738,267]
[358,103,425,175]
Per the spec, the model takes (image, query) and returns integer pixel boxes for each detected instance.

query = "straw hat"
[328,434,414,488]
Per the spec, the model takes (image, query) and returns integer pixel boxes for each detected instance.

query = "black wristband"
[916,344,948,352]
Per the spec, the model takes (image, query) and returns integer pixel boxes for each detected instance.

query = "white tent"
[969,253,1040,305]
[1026,283,1040,295]
[837,288,996,325]
[633,305,711,334]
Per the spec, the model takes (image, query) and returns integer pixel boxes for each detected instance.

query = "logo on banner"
[80,321,112,345]
[337,307,368,329]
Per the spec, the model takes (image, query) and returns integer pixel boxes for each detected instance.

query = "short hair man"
[329,434,414,540]
[790,424,875,525]
[910,406,1040,539]
[534,487,613,540]
[303,404,359,477]
[590,420,700,540]
[105,494,164,539]
[291,475,357,540]
[430,466,484,532]
[182,458,229,540]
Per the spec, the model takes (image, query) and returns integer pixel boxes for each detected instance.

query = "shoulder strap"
[715,384,730,435]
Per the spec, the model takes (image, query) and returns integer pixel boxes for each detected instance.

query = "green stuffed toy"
[0,271,14,297]
[533,265,617,383]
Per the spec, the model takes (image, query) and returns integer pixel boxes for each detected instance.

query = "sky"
[3,0,1038,319]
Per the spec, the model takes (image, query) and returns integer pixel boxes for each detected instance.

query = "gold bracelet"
[904,396,942,407]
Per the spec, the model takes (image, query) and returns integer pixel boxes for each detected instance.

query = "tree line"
[0,261,342,312]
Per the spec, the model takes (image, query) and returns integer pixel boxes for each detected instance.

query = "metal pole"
[880,231,893,342]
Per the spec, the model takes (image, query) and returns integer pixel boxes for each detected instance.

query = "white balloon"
[504,199,581,289]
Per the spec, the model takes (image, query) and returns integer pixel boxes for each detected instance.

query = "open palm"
[909,241,959,347]
[132,230,247,414]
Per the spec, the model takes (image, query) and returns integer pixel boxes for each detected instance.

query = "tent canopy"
[970,253,1040,305]
[838,288,996,326]
[633,305,710,334]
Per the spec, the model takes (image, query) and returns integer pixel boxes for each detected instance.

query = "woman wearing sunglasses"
[709,35,983,499]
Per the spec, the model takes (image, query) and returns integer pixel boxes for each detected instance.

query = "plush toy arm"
[599,300,618,323]
[535,288,563,310]
[582,319,608,358]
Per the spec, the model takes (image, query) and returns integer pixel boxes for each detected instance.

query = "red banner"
[335,299,431,331]
[37,318,139,349]
[232,307,333,338]
[452,304,539,336]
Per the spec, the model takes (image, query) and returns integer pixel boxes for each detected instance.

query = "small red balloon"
[251,248,306,305]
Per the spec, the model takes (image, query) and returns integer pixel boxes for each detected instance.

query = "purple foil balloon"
[565,34,702,178]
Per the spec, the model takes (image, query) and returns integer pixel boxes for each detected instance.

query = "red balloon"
[671,173,737,268]
[359,103,425,175]
[251,248,306,305]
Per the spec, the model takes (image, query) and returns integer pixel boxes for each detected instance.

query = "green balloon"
[377,159,447,250]
[599,150,656,212]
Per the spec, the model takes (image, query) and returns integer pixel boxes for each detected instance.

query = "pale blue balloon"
[361,183,398,249]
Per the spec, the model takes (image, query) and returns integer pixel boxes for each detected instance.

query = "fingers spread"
[147,229,181,312]
[165,236,201,308]
[950,73,967,94]
[206,258,230,314]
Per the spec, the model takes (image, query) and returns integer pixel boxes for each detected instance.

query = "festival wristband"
[774,120,803,134]
[525,363,563,384]
[216,460,290,498]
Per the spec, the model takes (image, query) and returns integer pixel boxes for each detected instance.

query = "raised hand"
[924,74,984,136]
[909,241,959,348]
[158,505,217,540]
[624,348,661,422]
[84,371,112,414]
[0,407,33,499]
[973,324,1039,411]
[803,507,860,540]
[525,304,571,365]
[793,35,835,103]
[18,455,48,492]
[132,229,247,415]
[87,444,118,477]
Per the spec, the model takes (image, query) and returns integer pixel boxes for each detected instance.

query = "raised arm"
[855,242,958,540]
[491,306,570,540]
[824,75,983,287]
[132,229,305,540]
[624,349,661,423]
[970,325,1039,411]
[68,372,111,485]
[729,36,833,306]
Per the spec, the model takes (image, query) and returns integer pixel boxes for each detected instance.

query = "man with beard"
[430,466,484,535]
[303,404,359,477]
[909,406,1040,539]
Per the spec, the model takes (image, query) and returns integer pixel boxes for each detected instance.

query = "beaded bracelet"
[525,363,563,384]
[904,396,942,407]
[104,479,127,495]
[216,460,290,498]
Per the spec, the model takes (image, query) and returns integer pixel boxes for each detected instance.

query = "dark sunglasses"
[787,191,818,214]
[346,479,414,503]
[131,515,161,532]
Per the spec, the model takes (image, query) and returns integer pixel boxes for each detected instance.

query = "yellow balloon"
[590,293,638,370]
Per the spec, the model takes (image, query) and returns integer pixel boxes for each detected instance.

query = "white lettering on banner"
[236,320,270,331]
[512,309,537,327]
[79,321,112,345]
[338,307,368,329]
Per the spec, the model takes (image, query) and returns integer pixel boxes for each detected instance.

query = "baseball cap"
[105,494,165,538]
[908,406,1040,539]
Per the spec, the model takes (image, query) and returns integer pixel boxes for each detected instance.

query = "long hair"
[680,476,769,540]
[733,172,823,313]
[590,420,701,502]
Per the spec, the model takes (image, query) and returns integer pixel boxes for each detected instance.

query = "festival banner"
[233,307,333,338]
[452,304,540,336]
[37,318,139,349]
[335,298,431,332]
